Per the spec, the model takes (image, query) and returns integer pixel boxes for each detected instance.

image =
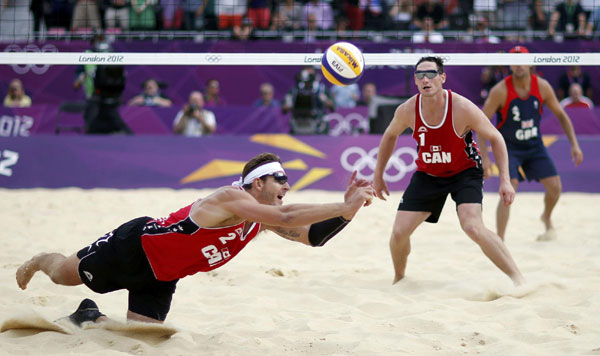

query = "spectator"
[412,17,445,43]
[412,0,449,31]
[161,0,182,29]
[232,16,256,40]
[182,0,206,30]
[254,83,281,108]
[46,0,73,30]
[557,65,592,100]
[216,0,246,29]
[105,0,130,30]
[71,0,101,30]
[473,0,498,29]
[30,0,47,39]
[560,82,594,109]
[129,0,157,30]
[203,79,227,107]
[499,0,530,30]
[127,78,172,107]
[529,0,550,31]
[344,0,364,30]
[465,14,501,43]
[548,0,587,37]
[585,6,600,36]
[203,0,218,29]
[173,91,216,136]
[388,0,414,30]
[271,0,302,30]
[303,0,335,30]
[357,82,376,106]
[363,0,388,30]
[247,0,271,29]
[3,79,32,108]
[331,83,360,108]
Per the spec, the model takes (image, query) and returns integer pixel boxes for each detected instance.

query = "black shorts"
[76,216,178,321]
[507,143,558,182]
[398,167,484,223]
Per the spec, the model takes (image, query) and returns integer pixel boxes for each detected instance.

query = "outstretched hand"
[343,171,375,220]
[344,171,372,205]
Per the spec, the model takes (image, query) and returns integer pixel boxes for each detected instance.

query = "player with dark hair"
[373,56,525,286]
[16,152,374,325]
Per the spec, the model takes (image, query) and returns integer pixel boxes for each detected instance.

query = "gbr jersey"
[496,74,544,148]
[413,89,481,177]
[141,203,261,281]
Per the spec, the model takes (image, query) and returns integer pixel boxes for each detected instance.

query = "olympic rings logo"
[3,44,58,75]
[325,112,369,136]
[340,146,418,182]
[205,55,222,63]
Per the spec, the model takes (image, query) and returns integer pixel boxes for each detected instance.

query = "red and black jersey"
[496,74,544,149]
[141,203,261,281]
[413,89,481,177]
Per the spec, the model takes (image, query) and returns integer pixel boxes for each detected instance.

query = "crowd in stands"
[4,0,596,41]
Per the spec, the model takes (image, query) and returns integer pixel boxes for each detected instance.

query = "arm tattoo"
[273,227,301,241]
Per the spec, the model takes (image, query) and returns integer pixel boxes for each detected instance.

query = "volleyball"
[321,42,365,86]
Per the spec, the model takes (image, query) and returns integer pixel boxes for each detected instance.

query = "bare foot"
[537,228,557,241]
[540,214,554,232]
[392,275,404,285]
[16,254,42,290]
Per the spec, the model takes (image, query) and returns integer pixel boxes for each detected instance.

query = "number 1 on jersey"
[418,132,425,146]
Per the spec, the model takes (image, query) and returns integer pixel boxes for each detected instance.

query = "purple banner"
[2,105,599,137]
[2,40,600,113]
[0,135,597,192]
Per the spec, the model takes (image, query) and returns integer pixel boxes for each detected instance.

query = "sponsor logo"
[83,271,93,281]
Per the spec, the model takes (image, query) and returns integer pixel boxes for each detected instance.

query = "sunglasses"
[414,70,441,79]
[263,172,288,185]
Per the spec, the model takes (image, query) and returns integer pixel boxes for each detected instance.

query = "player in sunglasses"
[17,152,374,326]
[373,56,525,286]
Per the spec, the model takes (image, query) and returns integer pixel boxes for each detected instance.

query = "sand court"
[1,188,599,355]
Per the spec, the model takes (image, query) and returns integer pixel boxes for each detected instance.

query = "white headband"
[232,162,285,187]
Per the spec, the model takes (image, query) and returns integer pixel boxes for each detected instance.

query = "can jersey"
[413,89,481,177]
[141,203,261,281]
[496,74,544,148]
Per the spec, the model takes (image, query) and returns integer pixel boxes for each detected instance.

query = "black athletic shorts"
[76,216,178,321]
[398,167,484,223]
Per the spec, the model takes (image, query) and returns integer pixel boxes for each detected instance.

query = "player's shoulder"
[489,77,508,95]
[396,95,417,114]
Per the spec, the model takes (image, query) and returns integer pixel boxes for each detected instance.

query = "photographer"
[173,91,216,137]
[76,33,131,135]
[282,67,334,135]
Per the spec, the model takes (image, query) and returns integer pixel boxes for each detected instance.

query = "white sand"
[1,188,599,355]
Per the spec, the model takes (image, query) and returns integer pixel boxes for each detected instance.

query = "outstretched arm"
[267,171,373,246]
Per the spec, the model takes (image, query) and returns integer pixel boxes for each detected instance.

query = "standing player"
[16,152,374,325]
[373,56,525,286]
[480,46,584,241]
